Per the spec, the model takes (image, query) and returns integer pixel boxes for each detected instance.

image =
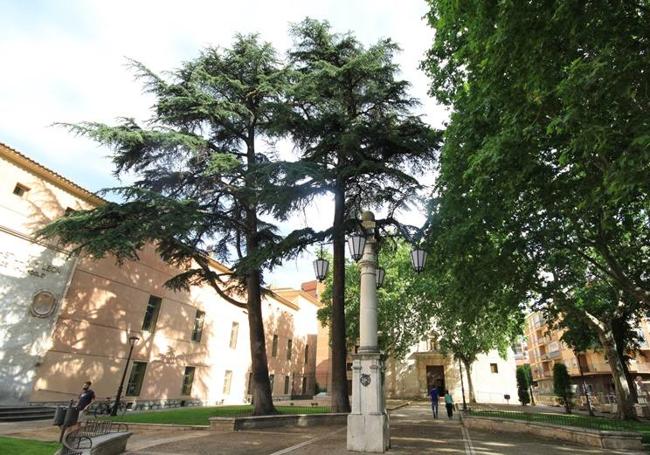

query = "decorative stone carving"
[30,290,57,318]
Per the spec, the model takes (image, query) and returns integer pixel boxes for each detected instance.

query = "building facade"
[524,311,650,407]
[385,336,518,405]
[0,142,318,407]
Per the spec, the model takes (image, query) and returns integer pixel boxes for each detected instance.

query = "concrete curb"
[461,414,643,451]
[115,404,410,433]
[210,413,348,431]
[387,401,411,411]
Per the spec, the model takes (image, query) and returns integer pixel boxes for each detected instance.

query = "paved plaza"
[0,404,644,454]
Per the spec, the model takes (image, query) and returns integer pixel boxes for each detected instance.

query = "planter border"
[110,422,209,431]
[461,414,642,451]
[210,412,348,431]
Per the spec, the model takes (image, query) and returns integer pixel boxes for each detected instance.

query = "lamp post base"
[346,352,389,452]
[347,412,390,452]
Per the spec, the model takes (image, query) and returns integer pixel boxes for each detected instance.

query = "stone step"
[0,406,55,421]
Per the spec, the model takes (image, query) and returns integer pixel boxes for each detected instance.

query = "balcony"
[630,361,650,374]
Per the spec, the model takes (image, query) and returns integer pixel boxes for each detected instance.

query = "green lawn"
[110,405,332,426]
[0,436,60,455]
[470,409,650,443]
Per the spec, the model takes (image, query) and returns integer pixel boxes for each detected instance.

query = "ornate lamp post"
[375,267,386,289]
[111,334,139,416]
[313,211,427,452]
[313,246,329,282]
[346,211,388,452]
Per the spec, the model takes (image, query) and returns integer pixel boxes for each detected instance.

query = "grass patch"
[0,436,60,455]
[470,409,650,443]
[110,405,332,426]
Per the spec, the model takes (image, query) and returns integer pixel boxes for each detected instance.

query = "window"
[229,322,239,349]
[13,183,29,197]
[284,375,290,394]
[346,362,353,371]
[490,363,499,374]
[269,374,275,393]
[182,367,195,395]
[191,310,205,342]
[126,362,147,396]
[223,370,233,395]
[304,344,309,365]
[142,296,162,331]
[247,373,253,394]
[272,335,278,357]
[302,376,307,395]
[287,339,292,360]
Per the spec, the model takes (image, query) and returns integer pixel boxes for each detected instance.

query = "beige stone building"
[524,311,650,407]
[0,142,319,407]
[385,336,518,405]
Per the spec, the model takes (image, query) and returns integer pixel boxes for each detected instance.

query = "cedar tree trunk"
[330,182,351,412]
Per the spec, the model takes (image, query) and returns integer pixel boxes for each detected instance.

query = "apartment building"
[0,141,318,406]
[524,312,650,406]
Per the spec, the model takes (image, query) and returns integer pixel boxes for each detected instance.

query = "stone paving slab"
[121,403,647,454]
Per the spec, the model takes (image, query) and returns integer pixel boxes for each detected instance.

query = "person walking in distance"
[429,384,440,418]
[444,390,454,419]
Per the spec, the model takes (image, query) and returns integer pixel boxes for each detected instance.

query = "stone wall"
[0,230,76,403]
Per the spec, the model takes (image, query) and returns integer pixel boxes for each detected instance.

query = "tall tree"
[39,36,293,415]
[434,301,521,403]
[516,366,531,406]
[553,363,573,414]
[422,0,649,418]
[280,19,439,412]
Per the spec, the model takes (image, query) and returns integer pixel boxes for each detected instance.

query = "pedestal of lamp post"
[347,351,390,452]
[347,211,389,453]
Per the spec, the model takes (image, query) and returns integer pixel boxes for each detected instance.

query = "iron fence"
[467,407,632,432]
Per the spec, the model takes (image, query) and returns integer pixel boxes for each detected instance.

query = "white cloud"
[0,0,447,288]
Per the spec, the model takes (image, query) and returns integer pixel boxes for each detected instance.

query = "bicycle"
[89,397,128,417]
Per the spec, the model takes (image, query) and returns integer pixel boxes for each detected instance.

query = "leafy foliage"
[516,366,531,406]
[553,363,573,414]
[279,18,440,412]
[38,35,302,415]
[422,0,649,418]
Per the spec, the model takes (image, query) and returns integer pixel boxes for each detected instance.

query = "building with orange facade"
[524,311,650,409]
[0,142,319,407]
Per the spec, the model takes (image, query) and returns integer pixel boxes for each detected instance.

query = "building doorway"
[426,365,445,393]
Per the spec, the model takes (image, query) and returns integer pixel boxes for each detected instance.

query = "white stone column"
[347,211,390,453]
[358,213,378,353]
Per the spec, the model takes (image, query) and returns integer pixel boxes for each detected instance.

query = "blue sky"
[0,0,447,287]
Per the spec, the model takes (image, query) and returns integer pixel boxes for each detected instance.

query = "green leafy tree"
[516,366,531,406]
[545,275,642,418]
[434,302,521,404]
[279,19,439,412]
[521,364,535,405]
[38,36,300,415]
[422,0,649,418]
[553,363,573,414]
